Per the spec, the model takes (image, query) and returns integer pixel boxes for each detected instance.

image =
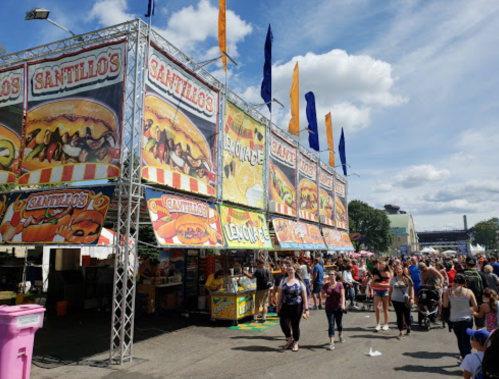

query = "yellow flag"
[288,62,299,136]
[218,0,227,71]
[325,112,335,167]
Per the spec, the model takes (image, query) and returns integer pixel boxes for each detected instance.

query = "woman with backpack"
[472,289,498,332]
[443,273,479,360]
[389,265,414,339]
[276,261,309,352]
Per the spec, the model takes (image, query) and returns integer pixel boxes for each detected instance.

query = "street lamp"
[25,7,80,39]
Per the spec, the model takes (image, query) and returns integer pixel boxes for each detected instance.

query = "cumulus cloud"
[88,0,135,26]
[393,164,451,188]
[423,180,499,203]
[88,0,251,65]
[156,0,252,59]
[240,49,406,134]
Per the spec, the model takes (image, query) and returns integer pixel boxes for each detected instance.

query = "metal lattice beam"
[109,19,148,365]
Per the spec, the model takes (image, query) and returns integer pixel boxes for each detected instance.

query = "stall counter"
[210,275,256,324]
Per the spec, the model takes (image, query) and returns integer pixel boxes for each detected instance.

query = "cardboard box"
[138,284,156,314]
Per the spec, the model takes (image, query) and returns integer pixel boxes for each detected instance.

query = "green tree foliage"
[348,200,393,253]
[473,217,498,249]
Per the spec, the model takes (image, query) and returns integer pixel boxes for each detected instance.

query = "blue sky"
[1,0,498,231]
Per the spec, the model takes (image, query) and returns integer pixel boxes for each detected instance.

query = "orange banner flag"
[288,62,299,136]
[325,112,335,167]
[218,0,227,71]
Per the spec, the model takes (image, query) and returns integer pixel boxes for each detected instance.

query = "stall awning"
[145,188,226,248]
[219,205,273,249]
[322,228,355,251]
[272,217,327,250]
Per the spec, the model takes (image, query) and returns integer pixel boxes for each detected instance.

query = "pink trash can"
[0,304,45,379]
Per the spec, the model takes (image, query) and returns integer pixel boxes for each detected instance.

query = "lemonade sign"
[220,205,272,249]
[222,102,265,209]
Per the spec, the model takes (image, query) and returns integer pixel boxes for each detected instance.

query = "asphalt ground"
[30,305,464,379]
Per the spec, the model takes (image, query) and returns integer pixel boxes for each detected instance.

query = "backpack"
[464,269,484,302]
[474,353,483,379]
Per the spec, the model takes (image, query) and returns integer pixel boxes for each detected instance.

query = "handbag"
[397,284,411,309]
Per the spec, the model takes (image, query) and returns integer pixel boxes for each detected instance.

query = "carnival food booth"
[0,18,354,364]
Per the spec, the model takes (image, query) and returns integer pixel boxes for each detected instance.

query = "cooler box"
[0,304,45,379]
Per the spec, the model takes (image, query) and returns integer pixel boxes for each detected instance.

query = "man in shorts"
[312,258,324,310]
[243,259,271,323]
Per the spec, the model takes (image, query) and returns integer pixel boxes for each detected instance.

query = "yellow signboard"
[220,205,272,249]
[222,102,265,209]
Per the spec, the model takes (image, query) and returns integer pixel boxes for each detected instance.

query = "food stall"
[208,205,272,324]
[322,228,355,255]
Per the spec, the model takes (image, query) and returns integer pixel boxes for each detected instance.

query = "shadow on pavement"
[394,365,461,376]
[231,335,283,341]
[32,309,216,368]
[402,351,459,360]
[231,345,280,352]
[349,334,397,339]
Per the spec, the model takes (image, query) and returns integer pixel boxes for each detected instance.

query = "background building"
[384,205,418,255]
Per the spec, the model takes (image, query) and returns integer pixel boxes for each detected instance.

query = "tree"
[473,218,498,250]
[348,200,393,253]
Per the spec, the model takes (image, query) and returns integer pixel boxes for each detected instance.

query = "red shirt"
[447,269,456,284]
[352,265,359,281]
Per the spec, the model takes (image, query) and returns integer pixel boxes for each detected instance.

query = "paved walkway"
[31,308,462,379]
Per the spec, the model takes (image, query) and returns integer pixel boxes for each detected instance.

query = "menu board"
[145,188,225,248]
[335,174,348,230]
[0,66,24,184]
[142,44,219,197]
[22,42,125,185]
[0,186,114,244]
[273,217,327,250]
[318,161,335,226]
[297,148,318,221]
[322,228,354,251]
[219,205,272,249]
[269,129,297,216]
[222,102,265,209]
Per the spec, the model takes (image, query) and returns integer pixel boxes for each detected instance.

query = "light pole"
[25,7,80,39]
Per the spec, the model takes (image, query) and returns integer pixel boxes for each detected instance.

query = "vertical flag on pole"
[325,112,335,167]
[145,0,155,16]
[260,24,273,112]
[305,92,320,152]
[339,127,347,176]
[288,62,299,136]
[218,0,227,72]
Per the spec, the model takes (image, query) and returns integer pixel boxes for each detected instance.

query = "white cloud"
[156,0,252,60]
[88,0,135,26]
[393,164,451,188]
[240,49,406,134]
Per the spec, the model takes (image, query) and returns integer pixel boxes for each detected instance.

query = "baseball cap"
[466,257,476,265]
[466,328,490,346]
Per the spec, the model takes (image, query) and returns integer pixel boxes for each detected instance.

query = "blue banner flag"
[305,91,319,151]
[260,24,273,112]
[145,0,155,17]
[339,127,347,176]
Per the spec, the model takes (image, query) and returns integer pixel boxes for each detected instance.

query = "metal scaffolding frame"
[0,17,351,365]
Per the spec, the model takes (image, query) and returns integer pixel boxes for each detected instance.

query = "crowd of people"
[266,252,499,378]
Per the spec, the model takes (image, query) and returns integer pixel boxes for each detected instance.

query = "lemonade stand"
[210,275,256,324]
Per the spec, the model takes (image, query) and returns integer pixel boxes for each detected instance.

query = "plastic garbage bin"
[0,304,45,379]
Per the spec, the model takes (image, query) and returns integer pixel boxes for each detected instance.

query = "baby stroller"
[356,275,374,311]
[417,285,444,331]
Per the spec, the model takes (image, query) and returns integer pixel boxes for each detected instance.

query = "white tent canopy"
[420,247,438,253]
[470,244,485,253]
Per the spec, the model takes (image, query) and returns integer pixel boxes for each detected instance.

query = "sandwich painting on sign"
[142,44,219,197]
[297,148,318,222]
[0,66,24,184]
[145,188,225,248]
[0,186,114,244]
[335,175,348,230]
[20,42,126,185]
